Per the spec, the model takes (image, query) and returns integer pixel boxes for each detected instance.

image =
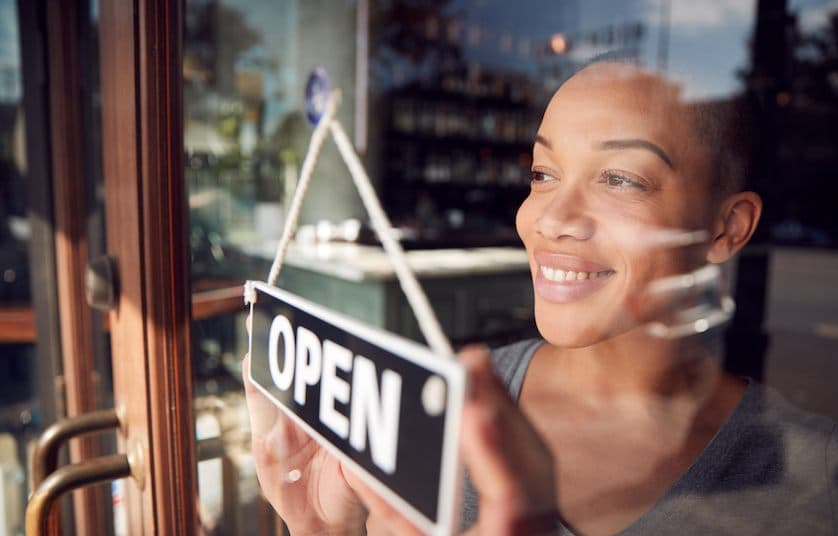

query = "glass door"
[10,0,113,534]
[182,1,368,533]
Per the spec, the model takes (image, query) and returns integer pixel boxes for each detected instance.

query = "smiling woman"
[245,56,838,536]
[455,61,836,536]
[243,55,838,534]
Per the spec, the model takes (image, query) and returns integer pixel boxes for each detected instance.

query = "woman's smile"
[533,250,616,303]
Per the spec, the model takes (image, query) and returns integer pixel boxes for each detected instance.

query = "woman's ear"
[706,191,762,263]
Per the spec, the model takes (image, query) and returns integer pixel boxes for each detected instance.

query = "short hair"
[688,97,756,199]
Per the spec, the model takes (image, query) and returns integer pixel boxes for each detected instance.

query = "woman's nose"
[534,187,595,241]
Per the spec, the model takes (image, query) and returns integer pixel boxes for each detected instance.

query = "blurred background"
[1,0,837,534]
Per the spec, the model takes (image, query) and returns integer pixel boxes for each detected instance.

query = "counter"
[241,242,535,345]
[242,242,531,282]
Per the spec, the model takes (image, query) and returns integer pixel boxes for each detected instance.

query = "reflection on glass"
[0,1,32,535]
[0,0,28,306]
[184,1,838,534]
[184,1,313,533]
[246,4,838,535]
[369,1,663,247]
[185,0,313,282]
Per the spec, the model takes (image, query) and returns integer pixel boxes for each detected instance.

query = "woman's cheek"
[515,194,539,244]
[598,214,704,327]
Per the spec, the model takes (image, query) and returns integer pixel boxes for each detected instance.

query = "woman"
[244,62,838,535]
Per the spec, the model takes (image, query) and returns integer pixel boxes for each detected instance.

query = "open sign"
[246,281,466,535]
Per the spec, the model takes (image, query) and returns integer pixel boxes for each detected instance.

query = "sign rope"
[266,91,339,288]
[257,89,454,358]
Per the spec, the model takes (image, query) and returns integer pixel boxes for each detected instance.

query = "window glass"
[0,0,29,305]
[189,1,838,534]
[184,1,359,532]
[0,1,34,534]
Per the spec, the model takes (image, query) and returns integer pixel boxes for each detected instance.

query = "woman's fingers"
[458,347,558,532]
[459,348,522,500]
[242,353,280,433]
[243,350,320,513]
[342,464,424,536]
[243,324,367,534]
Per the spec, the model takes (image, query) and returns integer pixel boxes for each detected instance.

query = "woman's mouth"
[532,251,615,303]
[539,266,614,282]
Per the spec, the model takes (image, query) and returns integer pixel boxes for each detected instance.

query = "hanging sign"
[246,281,466,535]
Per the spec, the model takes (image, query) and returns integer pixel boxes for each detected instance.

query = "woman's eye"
[531,170,557,183]
[603,171,646,191]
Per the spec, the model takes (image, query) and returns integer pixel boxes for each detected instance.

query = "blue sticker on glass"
[305,66,332,125]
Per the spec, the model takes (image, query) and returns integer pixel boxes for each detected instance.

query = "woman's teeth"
[540,266,612,282]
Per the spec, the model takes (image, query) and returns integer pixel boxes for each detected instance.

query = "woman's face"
[517,64,718,347]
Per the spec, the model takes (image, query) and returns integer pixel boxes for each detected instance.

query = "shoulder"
[732,382,837,479]
[745,383,836,453]
[733,383,838,531]
[489,338,544,401]
[631,381,838,535]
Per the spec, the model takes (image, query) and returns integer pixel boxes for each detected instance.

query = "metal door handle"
[26,454,133,535]
[26,408,134,536]
[27,410,228,535]
[32,408,121,488]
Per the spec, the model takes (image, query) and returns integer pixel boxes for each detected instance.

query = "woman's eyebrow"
[595,139,674,168]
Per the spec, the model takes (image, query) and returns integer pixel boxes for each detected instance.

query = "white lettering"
[268,315,295,391]
[350,356,402,474]
[266,317,405,472]
[319,339,352,438]
[294,326,322,405]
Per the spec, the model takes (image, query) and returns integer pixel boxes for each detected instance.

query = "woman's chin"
[535,315,612,349]
[533,302,638,349]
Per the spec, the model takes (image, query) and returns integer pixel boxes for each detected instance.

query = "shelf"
[192,285,246,321]
[401,181,530,190]
[385,130,532,151]
[386,80,535,109]
[0,284,247,344]
[0,306,35,343]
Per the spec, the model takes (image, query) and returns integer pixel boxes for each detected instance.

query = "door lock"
[86,255,118,311]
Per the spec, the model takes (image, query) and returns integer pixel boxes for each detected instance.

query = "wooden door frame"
[43,0,105,533]
[99,0,197,533]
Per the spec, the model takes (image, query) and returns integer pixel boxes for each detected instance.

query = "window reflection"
[0,1,33,534]
[0,0,28,305]
[184,1,838,534]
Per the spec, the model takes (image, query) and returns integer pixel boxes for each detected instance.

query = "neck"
[538,328,728,406]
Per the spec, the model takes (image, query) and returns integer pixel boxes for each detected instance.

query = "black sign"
[246,281,465,535]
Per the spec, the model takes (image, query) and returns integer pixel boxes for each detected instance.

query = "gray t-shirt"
[460,339,838,535]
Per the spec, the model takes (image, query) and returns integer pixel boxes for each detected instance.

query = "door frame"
[99,1,197,533]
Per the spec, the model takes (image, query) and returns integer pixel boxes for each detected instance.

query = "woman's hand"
[345,346,558,535]
[243,352,367,535]
[458,346,558,534]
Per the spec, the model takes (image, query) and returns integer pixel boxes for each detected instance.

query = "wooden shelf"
[191,285,246,321]
[0,306,36,343]
[0,284,247,344]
